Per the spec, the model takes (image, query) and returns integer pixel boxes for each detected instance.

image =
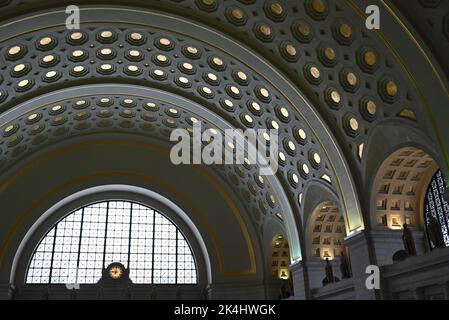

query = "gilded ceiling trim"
[346,0,449,177]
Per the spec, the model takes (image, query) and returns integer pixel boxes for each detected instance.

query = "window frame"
[25,200,199,285]
[424,169,449,248]
[11,186,210,287]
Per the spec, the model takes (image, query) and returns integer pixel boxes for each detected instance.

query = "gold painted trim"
[0,140,257,276]
[0,8,365,239]
[345,0,449,175]
[379,0,449,98]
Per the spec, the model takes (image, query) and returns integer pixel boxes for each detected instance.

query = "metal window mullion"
[424,201,432,248]
[76,208,85,268]
[434,177,448,238]
[48,224,58,284]
[127,202,133,268]
[175,229,178,285]
[442,199,449,237]
[438,172,449,234]
[102,201,110,268]
[151,210,156,283]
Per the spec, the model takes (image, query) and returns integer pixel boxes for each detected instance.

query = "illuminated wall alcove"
[269,235,291,280]
[307,201,346,261]
[371,147,439,232]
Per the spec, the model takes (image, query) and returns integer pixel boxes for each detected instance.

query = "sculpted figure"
[325,258,334,284]
[339,249,352,278]
[402,223,417,256]
[428,215,446,248]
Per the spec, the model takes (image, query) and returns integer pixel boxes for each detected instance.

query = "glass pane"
[26,200,198,285]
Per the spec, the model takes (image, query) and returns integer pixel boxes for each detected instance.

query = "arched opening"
[0,0,448,301]
[424,169,449,249]
[371,147,438,231]
[269,235,290,280]
[370,147,440,265]
[0,4,373,268]
[307,202,346,261]
[268,234,293,299]
[304,201,348,290]
[9,185,218,300]
[26,200,198,285]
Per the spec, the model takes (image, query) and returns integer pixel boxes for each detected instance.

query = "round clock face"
[107,264,125,280]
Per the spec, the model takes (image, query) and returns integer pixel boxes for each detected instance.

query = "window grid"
[26,201,198,285]
[129,204,155,284]
[78,204,107,283]
[425,170,449,247]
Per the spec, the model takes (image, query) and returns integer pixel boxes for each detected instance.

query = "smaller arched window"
[424,170,449,248]
[26,201,198,284]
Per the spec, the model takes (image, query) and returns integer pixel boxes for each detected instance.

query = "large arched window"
[26,201,198,285]
[424,169,449,248]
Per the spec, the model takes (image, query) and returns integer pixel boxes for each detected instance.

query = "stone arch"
[306,201,346,261]
[368,142,442,265]
[10,185,213,287]
[0,135,270,299]
[0,5,369,266]
[302,180,340,228]
[260,217,291,299]
[363,120,446,228]
[370,147,438,232]
[0,0,448,300]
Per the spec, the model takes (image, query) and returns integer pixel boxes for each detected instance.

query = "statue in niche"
[278,281,293,300]
[402,223,417,256]
[277,287,283,300]
[339,249,352,278]
[325,258,334,284]
[322,258,339,286]
[428,215,446,248]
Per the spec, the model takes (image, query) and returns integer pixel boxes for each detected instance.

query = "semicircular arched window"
[26,201,198,285]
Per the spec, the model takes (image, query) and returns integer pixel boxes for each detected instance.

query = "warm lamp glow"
[279,269,289,280]
[323,250,331,259]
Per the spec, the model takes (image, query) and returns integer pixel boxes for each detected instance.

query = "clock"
[99,262,131,286]
[106,263,125,280]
